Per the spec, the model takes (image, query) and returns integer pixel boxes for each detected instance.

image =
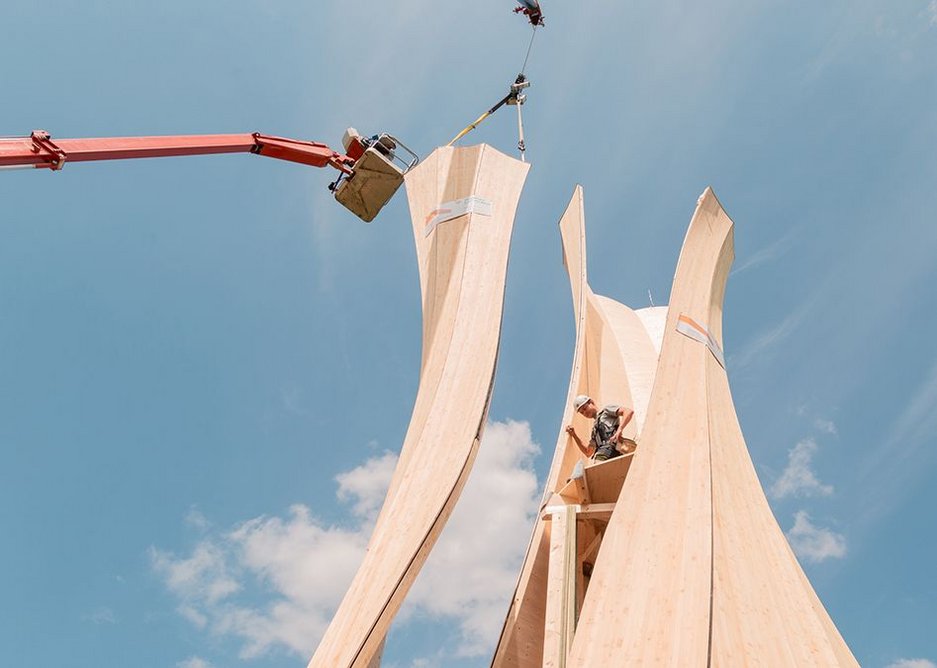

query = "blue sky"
[2,1,936,667]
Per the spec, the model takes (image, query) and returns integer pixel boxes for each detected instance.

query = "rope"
[520,26,538,75]
[446,24,538,152]
[516,26,537,159]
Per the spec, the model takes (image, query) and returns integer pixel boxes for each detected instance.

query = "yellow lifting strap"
[447,106,500,147]
[446,26,537,154]
[446,74,530,149]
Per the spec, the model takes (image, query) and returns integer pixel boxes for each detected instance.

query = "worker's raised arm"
[565,425,594,458]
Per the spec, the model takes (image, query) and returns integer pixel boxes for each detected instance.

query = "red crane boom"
[0,129,418,222]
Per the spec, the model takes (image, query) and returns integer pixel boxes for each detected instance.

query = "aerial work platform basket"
[334,129,419,222]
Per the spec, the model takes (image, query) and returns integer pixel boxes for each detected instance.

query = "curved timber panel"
[567,188,730,665]
[490,188,589,668]
[566,188,857,666]
[309,145,528,668]
[491,187,661,668]
[592,296,660,434]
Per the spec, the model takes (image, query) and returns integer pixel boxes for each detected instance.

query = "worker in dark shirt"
[565,394,635,461]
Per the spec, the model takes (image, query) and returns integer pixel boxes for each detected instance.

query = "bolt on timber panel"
[308,145,529,668]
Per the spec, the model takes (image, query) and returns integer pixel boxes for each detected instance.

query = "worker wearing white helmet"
[565,394,635,461]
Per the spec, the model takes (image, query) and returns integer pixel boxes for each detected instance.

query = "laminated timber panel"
[308,145,528,668]
[566,188,857,666]
[592,296,660,435]
[491,186,661,668]
[567,188,731,665]
[491,187,587,668]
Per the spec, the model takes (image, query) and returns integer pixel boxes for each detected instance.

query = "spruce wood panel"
[491,187,662,668]
[567,188,731,665]
[565,188,857,666]
[491,188,586,668]
[309,145,528,668]
[593,295,660,434]
[635,305,668,356]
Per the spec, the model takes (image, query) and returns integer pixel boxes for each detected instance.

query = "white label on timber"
[676,314,726,368]
[423,196,493,237]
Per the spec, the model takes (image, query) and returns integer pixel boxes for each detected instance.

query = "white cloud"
[887,660,937,668]
[178,604,208,629]
[928,1,937,27]
[771,439,834,499]
[150,542,241,605]
[151,420,540,662]
[152,504,371,659]
[177,658,213,668]
[404,420,541,656]
[335,450,398,519]
[786,511,846,563]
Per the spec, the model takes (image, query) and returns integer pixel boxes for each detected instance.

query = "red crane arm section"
[0,131,355,173]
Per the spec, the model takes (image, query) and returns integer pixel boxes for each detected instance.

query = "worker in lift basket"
[565,395,635,462]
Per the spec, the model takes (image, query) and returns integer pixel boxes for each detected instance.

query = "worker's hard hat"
[573,394,592,411]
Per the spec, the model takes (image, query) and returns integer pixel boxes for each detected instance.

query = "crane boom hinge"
[29,130,67,170]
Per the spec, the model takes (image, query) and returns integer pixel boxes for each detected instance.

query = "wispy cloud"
[384,657,444,668]
[928,1,937,27]
[178,605,207,629]
[177,658,213,668]
[280,385,308,416]
[786,511,846,563]
[728,296,815,371]
[884,359,937,456]
[771,438,834,499]
[813,418,837,435]
[886,659,937,668]
[184,507,211,531]
[731,231,798,278]
[82,607,117,625]
[855,356,937,525]
[151,420,540,661]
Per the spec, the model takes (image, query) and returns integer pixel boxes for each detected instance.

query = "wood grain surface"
[308,145,529,668]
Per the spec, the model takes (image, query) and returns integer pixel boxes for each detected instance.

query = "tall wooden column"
[308,145,529,668]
